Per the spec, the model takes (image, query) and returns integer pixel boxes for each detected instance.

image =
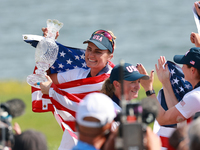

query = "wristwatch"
[146,90,155,96]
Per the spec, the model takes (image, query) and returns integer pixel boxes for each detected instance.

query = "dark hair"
[13,130,47,150]
[169,127,187,149]
[186,64,200,78]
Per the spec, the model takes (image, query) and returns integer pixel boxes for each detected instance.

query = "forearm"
[155,99,186,125]
[146,92,176,125]
[146,93,168,125]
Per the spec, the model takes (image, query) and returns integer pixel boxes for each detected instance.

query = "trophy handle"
[27,74,47,89]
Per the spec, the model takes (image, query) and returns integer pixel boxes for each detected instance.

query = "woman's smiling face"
[85,42,113,71]
[122,79,141,100]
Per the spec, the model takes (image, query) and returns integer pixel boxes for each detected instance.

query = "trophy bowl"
[27,19,63,88]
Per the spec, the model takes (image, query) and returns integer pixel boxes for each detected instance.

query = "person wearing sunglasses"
[37,29,116,150]
[40,29,116,87]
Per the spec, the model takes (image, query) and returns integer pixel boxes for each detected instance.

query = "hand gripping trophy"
[27,19,63,88]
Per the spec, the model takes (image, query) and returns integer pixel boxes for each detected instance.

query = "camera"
[115,98,158,150]
[0,106,15,149]
[0,99,26,149]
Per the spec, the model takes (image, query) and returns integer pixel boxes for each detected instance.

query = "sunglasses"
[92,30,115,52]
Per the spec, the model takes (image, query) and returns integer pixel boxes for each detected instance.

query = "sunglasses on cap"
[92,30,115,53]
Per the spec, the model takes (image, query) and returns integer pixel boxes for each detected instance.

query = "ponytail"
[101,78,115,98]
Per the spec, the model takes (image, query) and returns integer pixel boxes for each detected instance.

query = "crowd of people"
[5,1,200,150]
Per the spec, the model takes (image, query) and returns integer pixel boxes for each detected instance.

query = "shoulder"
[184,87,200,99]
[175,88,200,118]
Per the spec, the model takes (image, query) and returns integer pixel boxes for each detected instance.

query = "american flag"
[159,61,192,126]
[23,34,114,148]
[190,60,195,65]
[161,61,193,110]
[155,61,193,149]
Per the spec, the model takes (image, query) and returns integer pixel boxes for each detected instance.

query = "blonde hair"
[101,78,115,98]
[107,30,116,50]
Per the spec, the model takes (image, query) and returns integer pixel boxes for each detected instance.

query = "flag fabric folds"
[23,34,114,149]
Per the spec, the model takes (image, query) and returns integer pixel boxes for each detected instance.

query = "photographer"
[0,99,26,150]
[0,99,48,150]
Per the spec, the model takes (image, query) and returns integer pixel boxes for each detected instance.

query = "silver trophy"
[27,19,63,88]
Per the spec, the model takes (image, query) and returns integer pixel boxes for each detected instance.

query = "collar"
[112,93,120,106]
[87,63,110,78]
[194,81,200,89]
[72,140,98,150]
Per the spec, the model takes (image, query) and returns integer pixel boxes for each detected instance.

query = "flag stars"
[185,84,192,90]
[58,63,64,69]
[181,77,186,82]
[51,65,55,69]
[66,59,73,65]
[60,51,66,57]
[179,86,184,92]
[75,55,80,60]
[173,78,179,85]
[170,69,175,76]
[68,49,72,53]
[80,54,85,59]
[175,89,180,94]
[82,62,87,68]
[74,66,78,69]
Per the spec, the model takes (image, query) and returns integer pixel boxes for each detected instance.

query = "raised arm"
[194,1,200,17]
[155,56,179,108]
[190,32,200,47]
[41,27,60,84]
[137,63,186,125]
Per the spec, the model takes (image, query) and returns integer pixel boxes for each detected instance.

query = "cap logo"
[190,60,195,65]
[92,35,103,42]
[126,65,138,73]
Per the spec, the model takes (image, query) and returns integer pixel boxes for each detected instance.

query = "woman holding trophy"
[35,28,117,150]
[40,29,116,87]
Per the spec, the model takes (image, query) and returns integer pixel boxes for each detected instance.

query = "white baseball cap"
[76,93,116,128]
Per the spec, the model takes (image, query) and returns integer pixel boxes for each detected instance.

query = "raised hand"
[34,75,53,95]
[190,32,200,47]
[155,56,170,84]
[42,27,59,39]
[137,63,154,91]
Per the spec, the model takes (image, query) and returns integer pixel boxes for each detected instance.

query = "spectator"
[13,129,47,150]
[188,117,200,150]
[72,92,116,150]
[169,125,189,150]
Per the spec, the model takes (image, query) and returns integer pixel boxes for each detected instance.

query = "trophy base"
[27,74,47,89]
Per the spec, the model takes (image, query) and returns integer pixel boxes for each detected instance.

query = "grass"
[0,81,63,150]
[0,75,162,150]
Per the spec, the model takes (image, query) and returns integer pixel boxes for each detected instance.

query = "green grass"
[0,76,162,150]
[0,80,63,150]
